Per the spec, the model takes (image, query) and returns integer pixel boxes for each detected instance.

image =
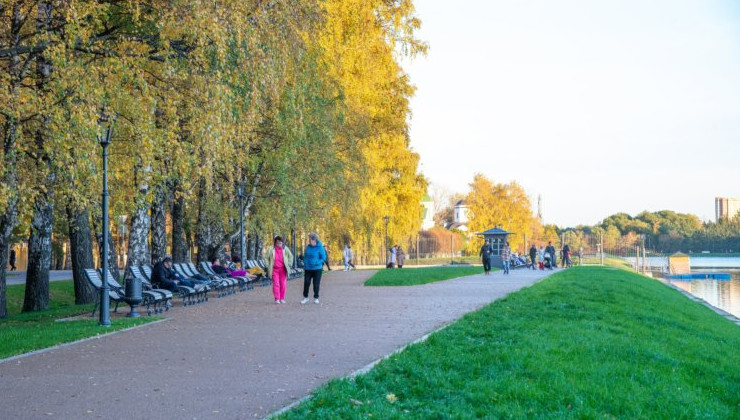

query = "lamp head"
[97,109,116,146]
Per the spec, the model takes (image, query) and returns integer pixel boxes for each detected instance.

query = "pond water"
[626,256,740,269]
[666,271,740,319]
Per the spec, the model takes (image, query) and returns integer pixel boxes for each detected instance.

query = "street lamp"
[383,215,389,265]
[97,111,114,326]
[236,183,245,267]
[292,209,297,270]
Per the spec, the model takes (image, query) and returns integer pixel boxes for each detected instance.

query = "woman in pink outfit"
[265,236,294,304]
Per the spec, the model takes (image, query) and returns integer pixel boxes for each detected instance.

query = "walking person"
[502,241,511,275]
[397,246,405,268]
[387,245,397,269]
[562,244,572,268]
[538,245,546,270]
[545,241,557,269]
[266,236,293,304]
[529,244,537,270]
[8,248,16,271]
[343,244,353,271]
[302,233,327,304]
[480,239,493,275]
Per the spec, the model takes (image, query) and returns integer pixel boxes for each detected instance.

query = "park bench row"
[84,258,302,316]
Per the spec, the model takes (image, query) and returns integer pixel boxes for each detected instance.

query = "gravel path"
[0,267,556,419]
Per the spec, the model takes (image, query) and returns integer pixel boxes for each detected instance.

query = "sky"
[401,0,740,228]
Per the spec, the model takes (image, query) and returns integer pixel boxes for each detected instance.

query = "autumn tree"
[465,174,539,253]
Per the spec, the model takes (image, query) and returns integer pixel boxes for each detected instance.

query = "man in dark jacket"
[151,257,194,291]
[529,244,538,270]
[8,249,16,271]
[545,242,557,269]
[479,240,493,275]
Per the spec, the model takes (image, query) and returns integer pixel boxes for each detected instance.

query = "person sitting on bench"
[152,256,195,292]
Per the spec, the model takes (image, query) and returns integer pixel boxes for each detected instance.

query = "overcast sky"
[402,0,740,227]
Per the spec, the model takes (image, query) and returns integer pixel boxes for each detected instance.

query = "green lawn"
[0,280,158,360]
[281,267,740,419]
[364,265,485,286]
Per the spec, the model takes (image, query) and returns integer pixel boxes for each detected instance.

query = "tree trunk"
[171,192,188,263]
[23,200,53,312]
[23,2,54,313]
[67,207,96,304]
[125,206,150,280]
[94,220,120,281]
[0,121,19,318]
[195,179,225,263]
[150,187,167,264]
[255,234,264,259]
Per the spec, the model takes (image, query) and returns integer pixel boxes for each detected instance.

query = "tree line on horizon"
[0,0,427,318]
[432,174,740,256]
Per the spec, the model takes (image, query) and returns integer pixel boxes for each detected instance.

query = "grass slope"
[282,267,740,419]
[365,266,485,286]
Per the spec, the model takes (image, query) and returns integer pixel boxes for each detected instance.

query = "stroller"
[543,254,552,270]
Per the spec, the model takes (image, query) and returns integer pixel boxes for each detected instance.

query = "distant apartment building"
[715,197,739,221]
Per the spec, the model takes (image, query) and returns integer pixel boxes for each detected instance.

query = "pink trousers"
[272,268,287,301]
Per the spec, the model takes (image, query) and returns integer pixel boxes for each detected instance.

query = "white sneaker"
[275,300,281,304]
[301,298,309,304]
[314,298,320,304]
[279,300,285,304]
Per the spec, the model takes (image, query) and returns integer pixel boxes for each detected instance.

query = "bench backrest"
[141,265,153,280]
[129,266,154,288]
[186,263,201,276]
[200,261,217,276]
[172,263,188,279]
[100,269,124,291]
[83,268,123,301]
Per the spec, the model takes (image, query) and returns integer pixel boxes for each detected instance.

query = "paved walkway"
[0,267,557,419]
[6,270,73,285]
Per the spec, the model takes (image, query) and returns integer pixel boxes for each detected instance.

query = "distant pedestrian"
[545,241,556,269]
[397,246,405,268]
[343,244,354,271]
[302,233,327,304]
[538,245,546,270]
[387,246,397,269]
[8,248,16,271]
[529,244,537,270]
[502,242,511,274]
[562,244,572,268]
[266,236,293,304]
[480,240,493,275]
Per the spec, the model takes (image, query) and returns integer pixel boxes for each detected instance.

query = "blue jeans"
[503,260,510,274]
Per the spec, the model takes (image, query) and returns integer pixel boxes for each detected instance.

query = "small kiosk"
[477,227,512,269]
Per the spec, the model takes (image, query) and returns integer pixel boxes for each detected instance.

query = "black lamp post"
[292,209,297,269]
[237,183,245,266]
[97,112,114,326]
[383,215,389,265]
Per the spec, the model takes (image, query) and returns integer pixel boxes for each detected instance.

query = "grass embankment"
[281,267,740,419]
[0,280,156,360]
[365,265,484,286]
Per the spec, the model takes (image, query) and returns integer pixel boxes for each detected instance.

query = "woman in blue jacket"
[301,233,328,304]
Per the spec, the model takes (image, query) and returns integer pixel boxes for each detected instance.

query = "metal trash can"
[124,277,143,318]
